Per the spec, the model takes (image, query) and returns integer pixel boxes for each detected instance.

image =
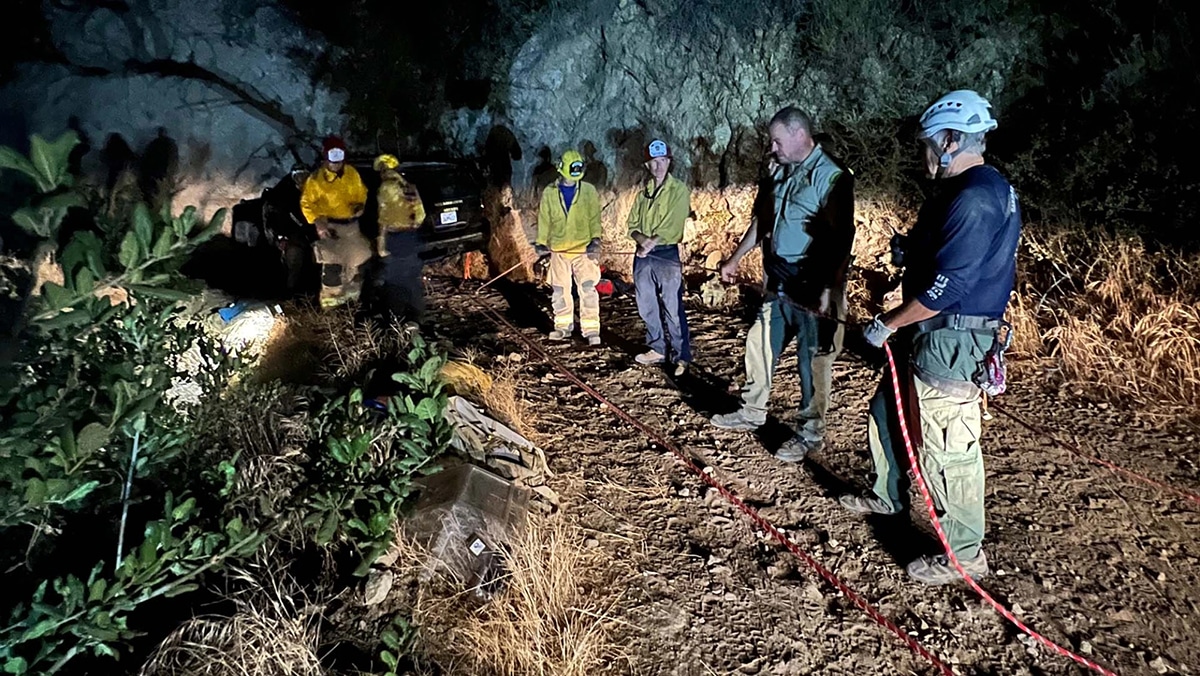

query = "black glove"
[533,243,551,258]
[585,238,602,256]
[890,232,907,267]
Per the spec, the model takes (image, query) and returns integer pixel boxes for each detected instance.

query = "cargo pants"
[867,328,990,558]
[740,285,845,443]
[313,220,373,309]
[548,251,601,337]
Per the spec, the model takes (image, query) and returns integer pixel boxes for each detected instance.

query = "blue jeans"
[634,245,692,362]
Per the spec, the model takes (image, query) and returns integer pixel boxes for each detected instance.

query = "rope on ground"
[883,342,1120,676]
[469,294,956,676]
[989,402,1200,507]
[457,256,1199,506]
[438,257,1187,674]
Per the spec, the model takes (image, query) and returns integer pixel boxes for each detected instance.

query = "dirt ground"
[423,275,1200,676]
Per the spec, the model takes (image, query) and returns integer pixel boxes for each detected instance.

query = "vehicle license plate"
[440,210,458,225]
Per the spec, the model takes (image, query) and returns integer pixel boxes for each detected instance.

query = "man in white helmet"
[841,90,1022,586]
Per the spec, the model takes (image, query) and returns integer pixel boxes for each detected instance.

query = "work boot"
[710,409,765,431]
[906,551,990,586]
[838,494,902,515]
[635,350,665,365]
[586,334,602,347]
[673,361,688,377]
[776,435,821,463]
[549,329,571,341]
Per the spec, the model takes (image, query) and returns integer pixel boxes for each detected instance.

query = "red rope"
[475,301,955,676]
[882,343,1120,676]
[989,402,1200,507]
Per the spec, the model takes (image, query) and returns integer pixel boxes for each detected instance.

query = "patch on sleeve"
[925,274,950,303]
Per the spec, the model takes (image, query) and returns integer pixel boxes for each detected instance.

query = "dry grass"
[140,560,324,676]
[480,361,537,441]
[509,176,1200,415]
[445,349,539,442]
[1018,228,1200,413]
[391,516,624,676]
[266,305,421,385]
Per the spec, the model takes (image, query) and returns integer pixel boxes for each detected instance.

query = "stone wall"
[444,0,1029,194]
[0,0,346,221]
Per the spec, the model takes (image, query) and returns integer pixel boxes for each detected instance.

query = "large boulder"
[444,0,1030,192]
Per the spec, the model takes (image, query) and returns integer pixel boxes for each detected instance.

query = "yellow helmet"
[373,154,400,172]
[557,149,585,181]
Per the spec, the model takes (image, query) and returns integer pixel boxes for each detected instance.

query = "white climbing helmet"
[918,90,998,139]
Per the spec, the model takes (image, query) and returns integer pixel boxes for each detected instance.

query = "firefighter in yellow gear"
[534,149,603,345]
[373,153,428,321]
[301,135,372,308]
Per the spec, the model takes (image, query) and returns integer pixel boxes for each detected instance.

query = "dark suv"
[228,158,490,297]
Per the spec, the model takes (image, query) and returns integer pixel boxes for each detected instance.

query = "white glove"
[862,315,895,348]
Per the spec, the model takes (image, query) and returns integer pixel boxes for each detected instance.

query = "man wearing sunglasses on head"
[533,149,604,346]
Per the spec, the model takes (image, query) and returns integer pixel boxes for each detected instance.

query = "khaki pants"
[868,371,986,558]
[741,286,845,441]
[313,220,373,309]
[548,252,600,336]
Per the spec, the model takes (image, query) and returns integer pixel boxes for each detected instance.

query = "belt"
[915,313,1002,333]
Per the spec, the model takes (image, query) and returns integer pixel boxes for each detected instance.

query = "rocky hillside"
[443,0,1031,192]
[0,0,345,219]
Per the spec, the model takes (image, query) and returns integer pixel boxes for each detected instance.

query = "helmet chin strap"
[929,131,961,178]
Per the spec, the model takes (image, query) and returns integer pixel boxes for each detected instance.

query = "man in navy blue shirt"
[842,91,1022,585]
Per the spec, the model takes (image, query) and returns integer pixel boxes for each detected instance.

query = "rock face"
[444,0,1029,192]
[0,0,346,219]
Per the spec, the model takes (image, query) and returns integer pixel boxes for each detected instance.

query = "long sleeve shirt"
[902,165,1022,318]
[300,165,368,223]
[626,174,690,245]
[377,169,426,232]
[536,179,602,253]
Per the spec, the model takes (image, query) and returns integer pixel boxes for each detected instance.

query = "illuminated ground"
[426,276,1200,676]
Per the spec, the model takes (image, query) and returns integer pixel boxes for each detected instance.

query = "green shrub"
[303,338,451,576]
[0,133,263,674]
[0,133,453,674]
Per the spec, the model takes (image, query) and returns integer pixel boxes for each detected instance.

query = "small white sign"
[468,538,487,556]
[439,210,458,225]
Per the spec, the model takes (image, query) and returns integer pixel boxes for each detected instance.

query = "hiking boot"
[906,551,990,586]
[586,334,602,346]
[635,350,666,365]
[673,361,688,377]
[549,329,572,341]
[838,494,902,515]
[710,409,765,431]
[776,435,821,463]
